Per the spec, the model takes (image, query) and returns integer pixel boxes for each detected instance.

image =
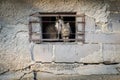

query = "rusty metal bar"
[39,17,42,42]
[29,12,85,43]
[81,15,85,43]
[30,13,84,17]
[39,12,76,14]
[41,39,77,41]
[28,22,32,42]
[30,12,85,17]
[75,15,85,43]
[29,21,40,23]
[77,21,85,23]
[32,15,85,17]
[42,33,75,34]
[42,21,76,23]
[41,39,81,41]
[29,21,77,23]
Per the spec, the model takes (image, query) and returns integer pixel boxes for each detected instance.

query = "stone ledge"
[36,74,120,80]
[31,63,120,75]
[0,63,120,80]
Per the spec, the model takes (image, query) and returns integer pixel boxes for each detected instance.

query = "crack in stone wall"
[0,0,120,79]
[0,62,120,80]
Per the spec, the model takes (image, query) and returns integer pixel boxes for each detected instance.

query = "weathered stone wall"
[0,0,109,24]
[0,0,120,79]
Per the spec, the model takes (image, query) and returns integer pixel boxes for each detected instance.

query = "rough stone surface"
[35,63,119,75]
[33,44,53,62]
[0,24,31,72]
[0,0,120,78]
[85,16,96,32]
[0,0,109,24]
[36,74,120,80]
[54,44,76,62]
[0,63,120,80]
[76,44,102,63]
[85,33,120,43]
[103,44,120,63]
[30,43,102,63]
[1,73,120,80]
[33,44,102,63]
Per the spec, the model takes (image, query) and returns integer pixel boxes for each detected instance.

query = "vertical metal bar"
[39,17,42,42]
[82,15,85,43]
[29,22,32,42]
[58,20,60,40]
[75,15,78,42]
[76,14,85,43]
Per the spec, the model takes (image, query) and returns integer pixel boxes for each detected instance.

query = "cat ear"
[66,23,70,26]
[66,23,70,28]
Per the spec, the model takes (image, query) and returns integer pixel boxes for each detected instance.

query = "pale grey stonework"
[0,0,120,79]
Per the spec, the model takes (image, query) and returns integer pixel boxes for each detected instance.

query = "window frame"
[28,12,85,43]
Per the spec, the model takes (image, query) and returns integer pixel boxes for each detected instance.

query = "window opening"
[28,12,85,43]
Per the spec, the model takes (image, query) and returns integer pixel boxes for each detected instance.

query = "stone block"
[33,44,53,62]
[36,73,120,80]
[85,16,95,32]
[76,44,102,63]
[103,44,120,63]
[54,45,76,62]
[112,22,120,32]
[85,33,120,43]
[76,64,119,75]
[54,44,102,63]
[33,64,119,75]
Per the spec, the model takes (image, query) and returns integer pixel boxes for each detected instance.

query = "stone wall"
[0,0,120,79]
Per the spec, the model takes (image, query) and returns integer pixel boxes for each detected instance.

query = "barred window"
[28,12,85,43]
